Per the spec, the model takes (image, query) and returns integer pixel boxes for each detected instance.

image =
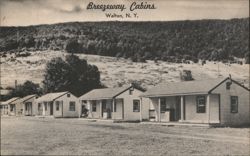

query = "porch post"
[140,98,142,122]
[78,100,81,118]
[100,100,102,118]
[42,102,45,116]
[14,104,16,115]
[89,101,92,118]
[206,94,210,123]
[158,98,161,122]
[180,96,184,122]
[112,98,115,119]
[23,103,25,116]
[7,105,9,115]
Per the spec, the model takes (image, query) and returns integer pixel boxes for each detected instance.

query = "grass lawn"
[1,117,249,155]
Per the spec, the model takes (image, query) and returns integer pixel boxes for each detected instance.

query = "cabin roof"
[0,97,20,105]
[80,86,133,100]
[11,94,37,104]
[36,92,68,102]
[141,77,229,97]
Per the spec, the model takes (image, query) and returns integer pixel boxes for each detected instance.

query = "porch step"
[141,122,210,127]
[78,118,114,123]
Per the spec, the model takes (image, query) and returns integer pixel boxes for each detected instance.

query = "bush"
[180,70,194,81]
[245,52,250,64]
[6,86,14,90]
[192,57,199,63]
[1,53,7,57]
[201,60,206,65]
[65,39,81,53]
[16,52,31,57]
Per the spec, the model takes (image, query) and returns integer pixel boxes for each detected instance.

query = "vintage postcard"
[0,0,249,155]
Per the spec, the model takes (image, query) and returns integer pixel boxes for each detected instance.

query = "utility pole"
[15,80,17,89]
[217,62,220,77]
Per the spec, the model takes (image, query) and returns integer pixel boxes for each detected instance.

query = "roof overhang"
[81,97,114,101]
[141,92,209,98]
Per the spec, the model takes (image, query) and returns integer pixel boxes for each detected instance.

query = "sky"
[0,0,249,26]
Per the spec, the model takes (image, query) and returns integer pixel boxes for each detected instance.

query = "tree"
[180,70,194,81]
[130,80,146,92]
[245,52,250,64]
[43,54,103,96]
[65,39,81,53]
[7,81,42,98]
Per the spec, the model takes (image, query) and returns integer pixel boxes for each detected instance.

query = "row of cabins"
[1,77,249,126]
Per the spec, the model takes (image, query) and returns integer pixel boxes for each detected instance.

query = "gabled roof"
[0,97,20,105]
[80,86,133,100]
[141,77,229,97]
[36,91,68,102]
[11,94,37,104]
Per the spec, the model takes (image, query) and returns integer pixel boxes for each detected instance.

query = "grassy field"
[1,50,249,89]
[1,117,249,155]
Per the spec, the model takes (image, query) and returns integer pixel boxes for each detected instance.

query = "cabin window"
[92,101,97,112]
[56,101,60,111]
[69,102,75,111]
[133,100,140,112]
[67,93,70,97]
[196,96,206,113]
[160,98,166,113]
[231,96,238,113]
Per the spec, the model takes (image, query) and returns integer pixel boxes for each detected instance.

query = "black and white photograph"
[0,0,249,155]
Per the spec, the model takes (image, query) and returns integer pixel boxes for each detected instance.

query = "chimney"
[226,74,232,90]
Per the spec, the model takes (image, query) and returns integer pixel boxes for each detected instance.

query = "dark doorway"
[38,103,42,115]
[50,102,53,115]
[102,100,111,119]
[81,104,88,118]
[102,100,106,117]
[174,96,182,121]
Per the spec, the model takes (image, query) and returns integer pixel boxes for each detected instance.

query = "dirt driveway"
[1,117,249,155]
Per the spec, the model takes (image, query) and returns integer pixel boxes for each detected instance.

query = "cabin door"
[25,102,32,115]
[81,104,88,118]
[102,100,106,118]
[50,102,53,115]
[102,100,111,119]
[38,103,42,115]
[29,103,32,115]
[174,96,182,121]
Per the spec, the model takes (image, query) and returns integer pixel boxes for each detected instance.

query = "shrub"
[16,52,31,57]
[65,39,81,53]
[245,52,250,64]
[192,58,199,63]
[201,60,206,65]
[180,70,194,81]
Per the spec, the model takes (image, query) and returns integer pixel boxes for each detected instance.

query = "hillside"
[1,50,249,89]
[0,18,249,63]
